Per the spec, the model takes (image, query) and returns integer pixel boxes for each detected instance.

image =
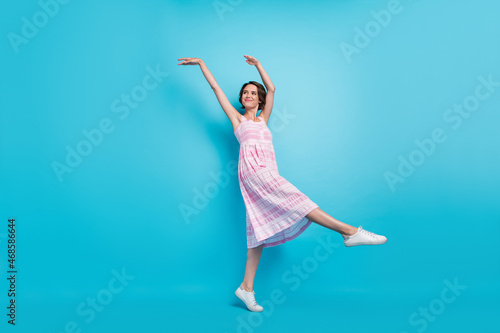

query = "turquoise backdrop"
[1,0,499,332]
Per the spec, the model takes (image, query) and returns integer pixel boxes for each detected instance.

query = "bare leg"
[305,207,358,237]
[240,243,264,292]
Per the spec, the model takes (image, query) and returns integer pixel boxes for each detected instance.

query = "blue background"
[1,0,499,332]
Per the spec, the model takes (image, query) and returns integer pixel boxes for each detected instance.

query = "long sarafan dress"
[234,112,319,248]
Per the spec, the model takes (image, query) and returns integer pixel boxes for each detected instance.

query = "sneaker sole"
[345,239,387,247]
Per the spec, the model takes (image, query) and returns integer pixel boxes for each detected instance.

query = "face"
[242,84,260,109]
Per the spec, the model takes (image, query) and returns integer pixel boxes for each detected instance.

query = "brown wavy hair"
[238,81,267,110]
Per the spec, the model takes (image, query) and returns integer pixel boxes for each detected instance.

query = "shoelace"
[249,292,258,307]
[241,288,259,307]
[359,227,378,238]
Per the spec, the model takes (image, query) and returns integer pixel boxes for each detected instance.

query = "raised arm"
[244,55,275,122]
[177,57,240,126]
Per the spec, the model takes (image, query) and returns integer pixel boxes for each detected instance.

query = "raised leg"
[240,243,264,292]
[306,207,358,237]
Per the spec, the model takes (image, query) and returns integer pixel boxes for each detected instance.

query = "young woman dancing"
[177,55,387,312]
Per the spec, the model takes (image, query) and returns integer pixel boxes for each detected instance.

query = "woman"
[177,55,387,312]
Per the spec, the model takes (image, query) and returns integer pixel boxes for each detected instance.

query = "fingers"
[243,55,258,65]
[177,57,197,65]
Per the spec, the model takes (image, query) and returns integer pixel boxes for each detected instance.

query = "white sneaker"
[343,226,387,247]
[235,286,264,312]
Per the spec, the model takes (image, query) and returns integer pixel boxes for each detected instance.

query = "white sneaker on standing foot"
[235,286,264,312]
[343,226,387,247]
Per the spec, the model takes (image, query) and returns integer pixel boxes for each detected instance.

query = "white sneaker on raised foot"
[343,226,387,247]
[235,286,264,312]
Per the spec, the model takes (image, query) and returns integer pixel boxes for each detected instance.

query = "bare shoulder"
[259,112,269,124]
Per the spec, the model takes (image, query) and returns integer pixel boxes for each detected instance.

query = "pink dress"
[234,113,319,248]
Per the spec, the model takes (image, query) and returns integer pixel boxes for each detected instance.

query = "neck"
[245,105,259,115]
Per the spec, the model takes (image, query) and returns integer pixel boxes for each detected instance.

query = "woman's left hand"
[244,55,260,66]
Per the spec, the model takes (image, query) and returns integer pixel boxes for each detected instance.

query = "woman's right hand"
[177,57,202,65]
